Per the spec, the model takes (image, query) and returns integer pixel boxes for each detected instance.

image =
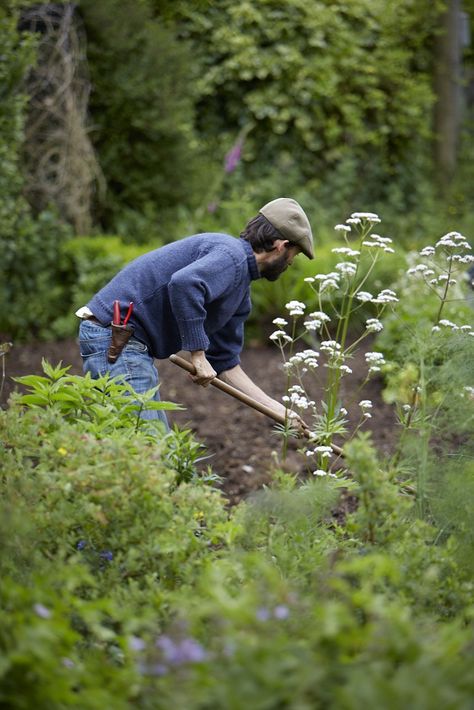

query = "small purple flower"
[137,661,168,677]
[207,201,218,213]
[150,663,168,676]
[99,550,113,561]
[224,139,243,174]
[156,635,176,659]
[129,636,146,652]
[176,638,208,663]
[34,603,51,619]
[76,540,87,551]
[273,605,290,620]
[256,607,271,622]
[156,635,207,665]
[62,658,75,669]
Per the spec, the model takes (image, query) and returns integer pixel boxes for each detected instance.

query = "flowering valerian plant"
[269,212,398,477]
[406,231,474,334]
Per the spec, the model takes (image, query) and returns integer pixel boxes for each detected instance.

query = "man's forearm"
[218,364,286,417]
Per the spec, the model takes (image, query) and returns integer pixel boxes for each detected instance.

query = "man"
[77,197,314,430]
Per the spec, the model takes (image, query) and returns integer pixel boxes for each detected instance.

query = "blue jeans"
[78,319,169,429]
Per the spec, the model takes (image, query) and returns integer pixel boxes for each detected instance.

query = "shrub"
[50,235,152,339]
[79,0,205,239]
[0,7,73,341]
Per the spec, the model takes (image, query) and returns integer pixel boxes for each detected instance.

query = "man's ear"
[273,239,290,254]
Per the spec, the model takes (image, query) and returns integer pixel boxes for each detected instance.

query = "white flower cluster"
[313,445,333,458]
[432,320,474,336]
[409,232,473,277]
[308,272,341,291]
[355,288,398,305]
[320,340,341,355]
[428,274,458,287]
[319,341,353,375]
[272,317,288,327]
[449,254,474,265]
[407,264,435,277]
[336,261,357,277]
[269,330,293,344]
[282,384,315,410]
[334,224,351,233]
[365,317,383,333]
[365,351,386,374]
[283,349,320,372]
[285,300,306,316]
[356,290,374,302]
[332,247,360,257]
[362,234,394,254]
[313,469,338,478]
[436,232,471,251]
[373,289,399,304]
[304,311,331,331]
[350,211,381,223]
[359,399,373,418]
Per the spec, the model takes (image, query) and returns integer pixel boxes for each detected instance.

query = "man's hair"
[240,213,287,253]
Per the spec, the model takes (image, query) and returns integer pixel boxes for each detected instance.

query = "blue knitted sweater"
[87,233,260,373]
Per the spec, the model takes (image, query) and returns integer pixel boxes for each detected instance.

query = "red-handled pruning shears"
[112,300,134,326]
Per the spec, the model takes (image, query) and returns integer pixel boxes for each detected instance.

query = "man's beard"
[260,252,289,281]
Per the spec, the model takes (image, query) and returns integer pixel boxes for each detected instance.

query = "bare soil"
[0,336,397,505]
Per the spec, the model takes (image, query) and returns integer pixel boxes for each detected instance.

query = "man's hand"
[190,350,217,387]
[287,411,310,439]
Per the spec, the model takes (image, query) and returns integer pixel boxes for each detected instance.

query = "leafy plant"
[0,6,73,340]
[12,359,182,436]
[268,211,399,471]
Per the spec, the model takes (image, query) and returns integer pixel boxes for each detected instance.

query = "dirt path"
[0,337,397,504]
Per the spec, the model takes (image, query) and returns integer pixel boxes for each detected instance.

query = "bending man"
[77,197,314,430]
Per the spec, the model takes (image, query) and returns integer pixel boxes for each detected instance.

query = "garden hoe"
[169,354,343,457]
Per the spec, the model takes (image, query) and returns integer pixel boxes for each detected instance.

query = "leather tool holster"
[107,323,134,363]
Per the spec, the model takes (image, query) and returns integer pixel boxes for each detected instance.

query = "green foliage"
[177,0,441,206]
[250,235,407,339]
[51,235,151,339]
[1,371,230,599]
[0,7,73,341]
[12,359,181,435]
[344,433,410,545]
[1,359,474,706]
[79,0,205,239]
[0,523,136,709]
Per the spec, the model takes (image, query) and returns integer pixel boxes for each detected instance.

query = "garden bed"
[1,336,397,505]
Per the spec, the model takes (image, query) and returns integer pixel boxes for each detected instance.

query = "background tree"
[434,0,465,191]
[79,0,206,240]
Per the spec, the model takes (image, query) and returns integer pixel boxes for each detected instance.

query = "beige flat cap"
[259,197,314,260]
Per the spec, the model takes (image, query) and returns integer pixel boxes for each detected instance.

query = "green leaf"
[16,394,49,406]
[143,401,185,411]
[13,375,50,387]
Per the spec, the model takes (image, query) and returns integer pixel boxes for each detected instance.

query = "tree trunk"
[433,0,463,192]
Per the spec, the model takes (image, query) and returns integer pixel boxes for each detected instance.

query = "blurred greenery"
[1,378,474,707]
[1,2,474,705]
[1,0,474,341]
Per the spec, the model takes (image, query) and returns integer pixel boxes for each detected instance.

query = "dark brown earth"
[0,336,398,505]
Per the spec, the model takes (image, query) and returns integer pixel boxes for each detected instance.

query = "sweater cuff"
[177,318,210,352]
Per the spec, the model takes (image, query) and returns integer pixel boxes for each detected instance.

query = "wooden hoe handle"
[168,354,343,457]
[169,353,287,424]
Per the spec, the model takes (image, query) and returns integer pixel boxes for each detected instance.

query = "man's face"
[260,245,300,282]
